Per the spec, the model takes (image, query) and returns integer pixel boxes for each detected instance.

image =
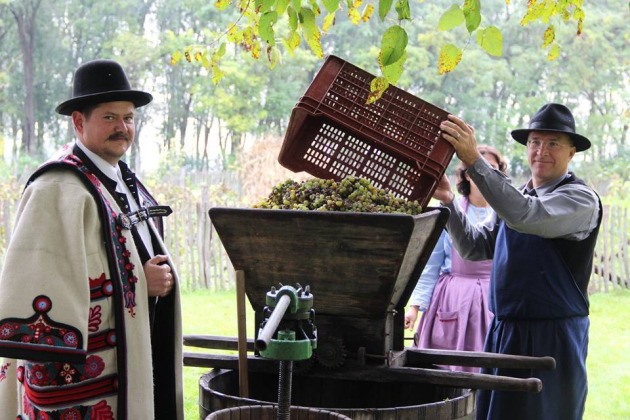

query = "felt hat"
[56,59,152,116]
[511,103,591,152]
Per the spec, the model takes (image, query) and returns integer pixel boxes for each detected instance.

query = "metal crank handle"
[255,294,292,352]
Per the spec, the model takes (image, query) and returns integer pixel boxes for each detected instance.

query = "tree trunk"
[11,0,42,155]
[179,93,193,150]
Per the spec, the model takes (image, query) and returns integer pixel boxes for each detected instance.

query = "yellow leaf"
[323,13,336,32]
[227,26,242,43]
[251,39,261,59]
[437,44,462,75]
[362,3,374,22]
[267,45,280,69]
[367,76,389,104]
[305,28,324,58]
[171,51,183,65]
[184,46,193,63]
[211,65,225,84]
[286,30,301,52]
[542,24,555,48]
[353,0,363,7]
[577,18,583,36]
[348,7,361,24]
[548,44,560,60]
[215,0,232,11]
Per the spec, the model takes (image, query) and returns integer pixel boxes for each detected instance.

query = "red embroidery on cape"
[90,400,114,420]
[24,375,116,409]
[29,364,51,386]
[84,355,105,379]
[0,362,10,382]
[0,296,83,350]
[90,274,113,301]
[61,154,139,318]
[88,306,102,332]
[23,400,114,420]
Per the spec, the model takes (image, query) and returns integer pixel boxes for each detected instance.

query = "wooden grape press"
[184,207,555,420]
[183,56,555,419]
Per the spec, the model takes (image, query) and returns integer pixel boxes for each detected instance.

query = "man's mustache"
[108,134,130,140]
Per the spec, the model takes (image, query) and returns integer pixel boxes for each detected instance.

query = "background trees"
[0,0,627,190]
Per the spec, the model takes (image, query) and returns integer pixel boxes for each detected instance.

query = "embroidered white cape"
[0,160,183,420]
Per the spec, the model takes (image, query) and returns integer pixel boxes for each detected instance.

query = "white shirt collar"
[525,172,570,196]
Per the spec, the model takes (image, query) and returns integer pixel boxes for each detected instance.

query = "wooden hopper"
[209,207,449,358]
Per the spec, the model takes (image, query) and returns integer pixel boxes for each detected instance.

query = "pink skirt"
[415,273,493,373]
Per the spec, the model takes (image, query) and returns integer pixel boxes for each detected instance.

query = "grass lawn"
[181,288,630,420]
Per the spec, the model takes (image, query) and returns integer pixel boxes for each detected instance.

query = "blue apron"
[476,222,590,420]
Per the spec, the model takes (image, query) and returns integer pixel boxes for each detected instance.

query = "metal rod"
[236,270,249,398]
[256,294,292,351]
[277,360,293,420]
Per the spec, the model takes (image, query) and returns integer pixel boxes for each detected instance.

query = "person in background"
[405,145,507,372]
[436,103,601,420]
[0,59,184,420]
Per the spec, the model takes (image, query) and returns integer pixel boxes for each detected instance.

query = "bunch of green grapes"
[253,176,422,215]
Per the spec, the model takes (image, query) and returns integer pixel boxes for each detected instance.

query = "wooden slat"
[183,334,255,351]
[184,352,543,393]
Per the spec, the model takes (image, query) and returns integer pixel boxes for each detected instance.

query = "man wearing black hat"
[0,60,183,419]
[434,103,601,420]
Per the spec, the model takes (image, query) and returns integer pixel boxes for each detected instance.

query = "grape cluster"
[253,177,422,215]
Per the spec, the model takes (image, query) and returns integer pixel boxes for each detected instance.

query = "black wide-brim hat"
[56,59,153,116]
[511,103,591,152]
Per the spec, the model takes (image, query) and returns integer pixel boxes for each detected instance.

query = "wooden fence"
[590,205,630,293]
[1,194,628,294]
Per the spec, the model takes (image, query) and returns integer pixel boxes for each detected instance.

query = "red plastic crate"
[278,55,455,208]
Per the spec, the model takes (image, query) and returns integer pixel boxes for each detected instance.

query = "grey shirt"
[444,157,601,261]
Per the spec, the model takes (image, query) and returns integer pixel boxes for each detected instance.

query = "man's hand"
[433,175,455,204]
[440,115,482,167]
[144,255,174,298]
[404,306,420,331]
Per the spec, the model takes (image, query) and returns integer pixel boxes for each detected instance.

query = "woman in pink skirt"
[404,145,508,372]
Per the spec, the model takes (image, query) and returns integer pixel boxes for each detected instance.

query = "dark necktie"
[524,188,538,197]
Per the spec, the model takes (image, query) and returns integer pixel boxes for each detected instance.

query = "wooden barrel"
[205,405,352,419]
[199,369,475,420]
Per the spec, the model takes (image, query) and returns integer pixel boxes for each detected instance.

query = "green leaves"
[176,0,590,83]
[381,50,406,84]
[259,11,279,46]
[370,25,407,102]
[476,26,502,56]
[322,0,340,14]
[395,0,410,20]
[287,6,298,31]
[463,0,481,32]
[299,7,323,58]
[438,5,465,31]
[378,0,394,21]
[379,25,407,67]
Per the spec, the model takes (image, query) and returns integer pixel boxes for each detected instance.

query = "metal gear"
[316,337,346,369]
[292,356,315,375]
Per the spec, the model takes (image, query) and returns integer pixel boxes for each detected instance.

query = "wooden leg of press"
[236,270,249,398]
